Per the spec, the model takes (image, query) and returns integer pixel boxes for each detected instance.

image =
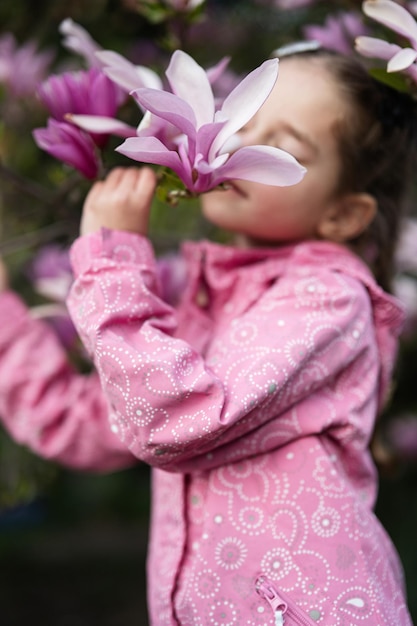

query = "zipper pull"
[255,576,288,626]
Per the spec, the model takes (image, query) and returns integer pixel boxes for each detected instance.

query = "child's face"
[201,58,348,245]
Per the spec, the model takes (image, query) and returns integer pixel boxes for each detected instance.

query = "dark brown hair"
[287,50,417,292]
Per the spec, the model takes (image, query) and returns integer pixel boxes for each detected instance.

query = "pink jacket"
[0,230,412,625]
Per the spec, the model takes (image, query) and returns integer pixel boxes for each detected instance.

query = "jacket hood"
[182,238,405,412]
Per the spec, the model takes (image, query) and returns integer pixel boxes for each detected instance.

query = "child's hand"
[80,167,157,237]
[0,258,8,293]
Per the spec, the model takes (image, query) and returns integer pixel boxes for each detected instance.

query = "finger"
[84,180,104,208]
[120,167,142,191]
[105,167,128,189]
[134,167,157,199]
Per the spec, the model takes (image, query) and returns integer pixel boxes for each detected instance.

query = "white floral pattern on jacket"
[0,229,412,625]
[66,231,411,625]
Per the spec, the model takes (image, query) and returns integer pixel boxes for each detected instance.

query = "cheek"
[200,191,239,227]
[201,191,227,216]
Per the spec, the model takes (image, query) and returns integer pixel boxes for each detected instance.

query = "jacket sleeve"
[0,290,136,472]
[67,229,385,473]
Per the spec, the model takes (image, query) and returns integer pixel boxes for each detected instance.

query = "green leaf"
[369,68,411,93]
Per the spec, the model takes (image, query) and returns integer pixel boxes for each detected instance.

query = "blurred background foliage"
[1,1,417,624]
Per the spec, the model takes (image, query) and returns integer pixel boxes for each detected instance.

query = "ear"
[317,193,377,243]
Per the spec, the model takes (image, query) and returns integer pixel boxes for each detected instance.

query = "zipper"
[255,576,317,626]
[255,576,287,626]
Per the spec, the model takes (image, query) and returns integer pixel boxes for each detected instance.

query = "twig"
[0,221,75,257]
[0,160,54,205]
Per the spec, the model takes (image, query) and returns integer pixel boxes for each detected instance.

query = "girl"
[0,48,415,624]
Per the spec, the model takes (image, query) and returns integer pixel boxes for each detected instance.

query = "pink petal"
[195,121,227,159]
[166,50,215,127]
[59,18,102,68]
[132,87,197,138]
[96,49,163,91]
[206,56,231,85]
[209,145,305,187]
[363,0,417,45]
[116,136,191,186]
[33,120,99,179]
[90,71,119,116]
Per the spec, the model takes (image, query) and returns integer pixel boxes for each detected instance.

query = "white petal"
[59,18,101,67]
[363,0,417,44]
[214,145,305,187]
[97,50,163,91]
[166,50,215,128]
[67,114,136,137]
[211,58,278,157]
[355,36,401,61]
[388,47,417,72]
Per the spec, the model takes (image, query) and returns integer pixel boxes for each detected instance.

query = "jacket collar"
[182,238,405,410]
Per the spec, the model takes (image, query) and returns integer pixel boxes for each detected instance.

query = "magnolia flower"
[156,252,188,305]
[34,66,125,175]
[27,244,77,351]
[356,0,417,82]
[37,68,122,126]
[96,49,163,93]
[59,18,163,94]
[0,33,53,97]
[59,18,102,68]
[116,50,305,195]
[393,274,417,336]
[54,19,164,142]
[304,11,368,55]
[272,0,319,8]
[69,54,231,143]
[387,414,417,459]
[33,119,100,179]
[27,244,73,302]
[395,217,417,274]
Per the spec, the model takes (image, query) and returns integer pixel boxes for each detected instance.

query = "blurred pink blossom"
[156,252,188,305]
[59,18,102,68]
[395,218,417,274]
[37,67,123,148]
[28,244,73,301]
[0,33,53,98]
[304,11,369,55]
[33,119,101,179]
[393,275,417,337]
[387,414,417,459]
[33,62,128,176]
[30,304,79,351]
[271,0,319,9]
[59,18,163,95]
[27,245,77,350]
[409,2,417,17]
